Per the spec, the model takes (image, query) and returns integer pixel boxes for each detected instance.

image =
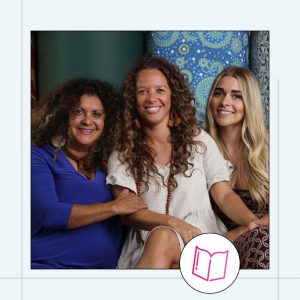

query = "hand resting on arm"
[210,181,268,242]
[68,188,147,229]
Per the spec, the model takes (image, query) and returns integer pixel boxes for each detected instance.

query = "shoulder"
[108,150,121,166]
[106,150,137,192]
[194,130,227,163]
[31,145,62,163]
[194,129,214,143]
[32,145,55,156]
[107,150,126,172]
[192,129,210,142]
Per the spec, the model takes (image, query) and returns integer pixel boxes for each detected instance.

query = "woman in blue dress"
[31,78,146,269]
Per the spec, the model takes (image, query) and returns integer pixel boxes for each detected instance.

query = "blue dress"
[31,145,122,269]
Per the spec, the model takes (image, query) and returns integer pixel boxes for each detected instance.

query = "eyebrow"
[214,87,241,93]
[73,107,104,112]
[136,85,168,89]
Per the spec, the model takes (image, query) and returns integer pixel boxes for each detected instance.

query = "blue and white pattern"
[146,31,250,125]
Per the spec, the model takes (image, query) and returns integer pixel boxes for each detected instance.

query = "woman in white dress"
[107,56,266,269]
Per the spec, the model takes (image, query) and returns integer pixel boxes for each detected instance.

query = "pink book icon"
[192,246,229,281]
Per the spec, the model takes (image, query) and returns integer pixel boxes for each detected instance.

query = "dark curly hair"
[117,56,204,191]
[31,78,120,171]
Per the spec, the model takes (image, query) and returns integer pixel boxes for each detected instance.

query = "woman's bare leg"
[134,227,181,269]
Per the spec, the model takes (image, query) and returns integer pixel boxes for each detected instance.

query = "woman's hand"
[168,217,201,245]
[68,189,147,229]
[224,214,269,242]
[224,226,249,242]
[248,214,269,230]
[112,188,147,215]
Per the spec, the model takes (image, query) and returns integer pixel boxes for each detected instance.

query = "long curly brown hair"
[32,78,120,171]
[116,56,203,191]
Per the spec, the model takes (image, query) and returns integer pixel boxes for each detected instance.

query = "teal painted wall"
[36,31,144,98]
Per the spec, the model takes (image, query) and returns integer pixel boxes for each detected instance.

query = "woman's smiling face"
[210,75,245,130]
[135,68,172,127]
[68,94,105,151]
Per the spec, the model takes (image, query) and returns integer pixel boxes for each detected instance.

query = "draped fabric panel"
[249,31,270,126]
[146,31,250,125]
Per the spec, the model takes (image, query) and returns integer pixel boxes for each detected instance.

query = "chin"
[70,139,98,150]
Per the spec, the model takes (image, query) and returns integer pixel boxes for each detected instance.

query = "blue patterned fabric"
[146,31,250,125]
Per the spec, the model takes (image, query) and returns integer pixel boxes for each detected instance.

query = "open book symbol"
[192,246,229,281]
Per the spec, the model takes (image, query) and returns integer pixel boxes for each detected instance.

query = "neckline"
[155,162,171,168]
[59,147,98,181]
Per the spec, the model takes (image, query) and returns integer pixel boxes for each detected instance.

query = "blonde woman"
[206,66,269,269]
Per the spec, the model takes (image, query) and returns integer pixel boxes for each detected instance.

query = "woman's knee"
[144,227,181,259]
[147,227,179,245]
[135,227,181,268]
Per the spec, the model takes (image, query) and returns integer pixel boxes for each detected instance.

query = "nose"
[220,93,231,106]
[81,113,93,125]
[146,89,157,102]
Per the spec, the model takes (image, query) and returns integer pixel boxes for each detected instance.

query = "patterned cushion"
[146,31,250,125]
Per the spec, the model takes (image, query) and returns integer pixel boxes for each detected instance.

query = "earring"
[134,118,141,129]
[51,135,66,148]
[168,117,181,127]
[168,119,174,127]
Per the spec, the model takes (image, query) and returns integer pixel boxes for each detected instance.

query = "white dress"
[107,130,229,268]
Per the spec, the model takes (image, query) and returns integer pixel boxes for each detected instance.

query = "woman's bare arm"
[210,181,258,226]
[68,189,147,229]
[111,186,201,244]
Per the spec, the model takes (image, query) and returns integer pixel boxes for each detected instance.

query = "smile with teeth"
[217,109,234,116]
[78,128,94,135]
[144,106,162,114]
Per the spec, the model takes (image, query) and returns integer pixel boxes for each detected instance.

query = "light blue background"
[0,0,298,299]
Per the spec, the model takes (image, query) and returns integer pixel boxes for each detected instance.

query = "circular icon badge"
[180,233,240,294]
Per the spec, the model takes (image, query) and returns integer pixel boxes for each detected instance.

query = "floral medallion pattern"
[146,31,250,125]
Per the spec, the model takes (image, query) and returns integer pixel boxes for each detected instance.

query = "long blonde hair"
[206,66,268,210]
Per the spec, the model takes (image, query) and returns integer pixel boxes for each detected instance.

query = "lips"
[144,106,161,114]
[78,128,94,135]
[217,109,234,116]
